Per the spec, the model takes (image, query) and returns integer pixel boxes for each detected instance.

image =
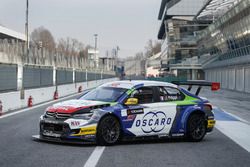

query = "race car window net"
[171,81,220,96]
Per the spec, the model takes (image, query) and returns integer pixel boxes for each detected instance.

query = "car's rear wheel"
[187,113,206,142]
[96,115,121,146]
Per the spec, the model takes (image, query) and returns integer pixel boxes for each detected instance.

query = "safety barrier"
[0,77,119,114]
[0,64,17,91]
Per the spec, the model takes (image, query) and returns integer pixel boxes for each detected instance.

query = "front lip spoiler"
[32,135,95,145]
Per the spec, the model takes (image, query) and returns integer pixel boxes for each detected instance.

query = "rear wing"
[171,80,220,96]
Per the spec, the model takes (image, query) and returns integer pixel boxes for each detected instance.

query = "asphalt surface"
[0,92,250,167]
[199,88,250,122]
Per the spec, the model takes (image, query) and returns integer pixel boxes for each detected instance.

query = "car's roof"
[101,80,177,89]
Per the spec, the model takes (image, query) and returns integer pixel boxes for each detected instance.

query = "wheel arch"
[182,108,206,133]
[97,112,124,134]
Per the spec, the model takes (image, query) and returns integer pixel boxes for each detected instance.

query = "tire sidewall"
[187,113,207,142]
[96,115,121,146]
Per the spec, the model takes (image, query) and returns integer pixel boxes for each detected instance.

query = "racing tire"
[96,115,121,146]
[186,113,206,142]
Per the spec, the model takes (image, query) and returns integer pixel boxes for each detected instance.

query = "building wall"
[205,65,250,93]
[199,1,250,94]
[197,0,250,66]
[124,58,146,77]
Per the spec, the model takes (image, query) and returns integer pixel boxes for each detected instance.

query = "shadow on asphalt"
[32,136,95,147]
[32,135,213,147]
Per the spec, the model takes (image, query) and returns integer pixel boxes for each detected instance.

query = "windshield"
[80,87,127,102]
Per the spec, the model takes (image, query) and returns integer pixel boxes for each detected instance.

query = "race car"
[35,80,220,145]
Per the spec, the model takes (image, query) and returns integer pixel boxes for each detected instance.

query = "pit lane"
[0,94,250,167]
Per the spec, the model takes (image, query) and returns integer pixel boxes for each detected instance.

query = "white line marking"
[0,93,81,120]
[213,106,250,152]
[84,146,105,167]
[216,121,250,152]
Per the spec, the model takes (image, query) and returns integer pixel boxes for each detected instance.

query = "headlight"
[73,112,93,119]
[72,109,104,121]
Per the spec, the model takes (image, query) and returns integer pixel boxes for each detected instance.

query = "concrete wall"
[205,65,250,93]
[0,78,118,113]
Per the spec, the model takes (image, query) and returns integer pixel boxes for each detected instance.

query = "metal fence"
[75,71,116,82]
[56,68,73,85]
[75,70,86,82]
[23,65,53,89]
[86,72,94,81]
[0,63,116,92]
[0,64,17,91]
[218,45,250,61]
[102,74,115,79]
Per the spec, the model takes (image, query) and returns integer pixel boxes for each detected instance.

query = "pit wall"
[0,78,119,113]
[205,65,250,93]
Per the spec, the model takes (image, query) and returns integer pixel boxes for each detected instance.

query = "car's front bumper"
[39,116,97,143]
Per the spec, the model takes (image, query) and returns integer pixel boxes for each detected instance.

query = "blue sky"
[0,0,161,58]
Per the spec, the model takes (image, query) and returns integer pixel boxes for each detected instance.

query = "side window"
[159,87,184,102]
[130,87,154,104]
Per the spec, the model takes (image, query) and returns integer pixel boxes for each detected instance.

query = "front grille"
[45,111,71,120]
[40,122,70,137]
[43,123,63,132]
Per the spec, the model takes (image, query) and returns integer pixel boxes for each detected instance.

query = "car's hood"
[46,99,110,114]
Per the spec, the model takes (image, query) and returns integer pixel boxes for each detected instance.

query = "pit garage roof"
[158,0,182,20]
[0,25,26,41]
[157,0,204,39]
[195,0,240,20]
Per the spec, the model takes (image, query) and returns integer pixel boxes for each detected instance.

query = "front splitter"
[32,135,95,145]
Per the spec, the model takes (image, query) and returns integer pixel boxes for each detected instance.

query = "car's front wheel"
[187,113,206,142]
[96,115,121,146]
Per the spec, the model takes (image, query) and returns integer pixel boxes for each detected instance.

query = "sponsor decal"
[83,134,96,139]
[81,129,95,133]
[158,134,168,137]
[172,133,184,137]
[65,119,88,129]
[43,131,61,137]
[44,120,60,124]
[111,83,120,87]
[167,95,178,101]
[71,125,97,136]
[135,111,172,133]
[127,108,144,115]
[80,126,96,135]
[121,109,128,117]
[123,114,136,122]
[71,121,80,126]
[53,100,106,109]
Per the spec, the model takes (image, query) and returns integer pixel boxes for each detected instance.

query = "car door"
[125,86,178,137]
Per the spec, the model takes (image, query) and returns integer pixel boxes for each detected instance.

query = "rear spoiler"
[171,81,220,96]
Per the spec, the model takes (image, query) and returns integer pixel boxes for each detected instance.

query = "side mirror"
[125,98,138,105]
